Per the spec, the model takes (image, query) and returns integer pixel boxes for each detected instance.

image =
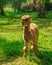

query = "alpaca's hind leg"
[35,34,39,51]
[23,41,28,57]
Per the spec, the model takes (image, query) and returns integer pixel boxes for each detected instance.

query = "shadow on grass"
[0,37,24,63]
[35,50,52,65]
[28,49,52,65]
[0,37,52,65]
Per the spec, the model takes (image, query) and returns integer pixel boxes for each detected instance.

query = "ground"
[0,9,52,65]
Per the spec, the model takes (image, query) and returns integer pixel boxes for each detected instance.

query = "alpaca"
[21,15,39,57]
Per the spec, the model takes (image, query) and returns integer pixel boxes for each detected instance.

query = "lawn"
[0,10,52,65]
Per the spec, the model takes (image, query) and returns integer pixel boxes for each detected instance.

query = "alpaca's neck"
[24,25,30,31]
[24,24,30,35]
[24,20,31,34]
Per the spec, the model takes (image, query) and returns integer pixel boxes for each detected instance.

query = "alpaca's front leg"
[31,44,36,51]
[31,41,38,52]
[23,41,28,57]
[31,44,38,52]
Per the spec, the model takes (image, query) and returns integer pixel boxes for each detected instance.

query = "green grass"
[0,10,52,65]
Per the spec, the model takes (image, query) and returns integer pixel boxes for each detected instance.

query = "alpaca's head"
[21,15,31,26]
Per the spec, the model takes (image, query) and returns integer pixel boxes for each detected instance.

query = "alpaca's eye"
[23,19,25,21]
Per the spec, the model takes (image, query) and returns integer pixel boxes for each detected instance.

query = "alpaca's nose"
[22,22,24,25]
